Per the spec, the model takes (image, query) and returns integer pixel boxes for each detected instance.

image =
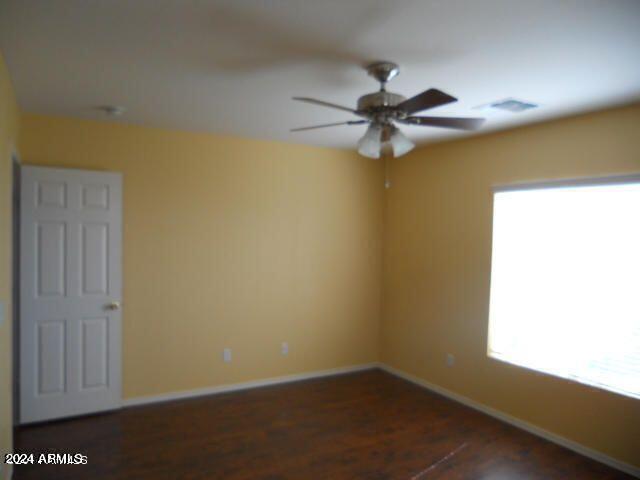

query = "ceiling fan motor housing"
[357,91,407,119]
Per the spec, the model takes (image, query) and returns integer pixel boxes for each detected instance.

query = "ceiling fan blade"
[401,116,485,130]
[290,120,367,132]
[292,97,357,114]
[397,88,457,114]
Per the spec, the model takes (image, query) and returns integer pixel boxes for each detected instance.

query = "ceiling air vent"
[487,98,538,113]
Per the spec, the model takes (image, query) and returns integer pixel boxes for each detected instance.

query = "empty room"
[0,1,639,479]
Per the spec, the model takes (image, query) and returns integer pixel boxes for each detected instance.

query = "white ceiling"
[1,0,639,149]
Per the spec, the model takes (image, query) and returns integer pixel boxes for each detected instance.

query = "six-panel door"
[20,166,122,423]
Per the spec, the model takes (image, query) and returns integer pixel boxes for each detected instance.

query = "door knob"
[106,301,121,311]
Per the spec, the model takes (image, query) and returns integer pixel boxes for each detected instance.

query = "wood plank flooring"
[14,369,634,479]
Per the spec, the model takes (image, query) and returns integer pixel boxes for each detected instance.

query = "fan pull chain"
[384,154,391,189]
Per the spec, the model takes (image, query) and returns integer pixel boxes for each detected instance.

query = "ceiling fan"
[291,61,485,159]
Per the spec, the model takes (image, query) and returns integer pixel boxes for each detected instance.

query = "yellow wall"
[19,114,383,399]
[382,102,640,467]
[0,52,20,480]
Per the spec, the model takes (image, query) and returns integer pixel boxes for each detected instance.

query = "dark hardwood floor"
[14,369,634,479]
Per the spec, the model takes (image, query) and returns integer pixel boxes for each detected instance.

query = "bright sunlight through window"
[488,178,640,400]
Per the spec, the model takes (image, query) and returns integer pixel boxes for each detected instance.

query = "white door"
[20,166,122,423]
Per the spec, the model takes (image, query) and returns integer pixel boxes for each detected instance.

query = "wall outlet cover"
[223,348,232,363]
[281,342,289,355]
[446,353,455,367]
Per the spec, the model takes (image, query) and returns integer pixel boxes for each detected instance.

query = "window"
[488,177,640,400]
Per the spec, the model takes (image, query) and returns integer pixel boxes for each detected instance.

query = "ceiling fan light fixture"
[388,126,415,157]
[357,124,383,159]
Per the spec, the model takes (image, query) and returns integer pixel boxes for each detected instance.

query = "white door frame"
[12,151,21,426]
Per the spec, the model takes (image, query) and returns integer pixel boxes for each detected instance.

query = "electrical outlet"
[281,342,289,356]
[223,348,232,363]
[446,353,455,367]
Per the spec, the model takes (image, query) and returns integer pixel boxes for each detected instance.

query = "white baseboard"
[379,363,640,478]
[123,363,379,408]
